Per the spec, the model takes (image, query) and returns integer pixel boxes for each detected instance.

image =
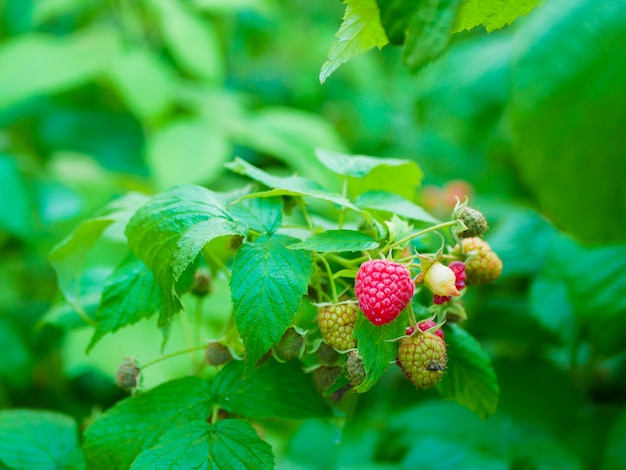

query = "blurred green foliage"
[1,0,625,468]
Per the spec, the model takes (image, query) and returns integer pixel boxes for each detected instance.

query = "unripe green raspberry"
[115,357,140,391]
[274,327,305,361]
[456,207,488,238]
[317,301,358,351]
[205,342,233,366]
[397,331,447,389]
[346,350,366,387]
[462,237,503,285]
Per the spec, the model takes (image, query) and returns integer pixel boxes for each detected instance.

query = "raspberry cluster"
[433,261,466,304]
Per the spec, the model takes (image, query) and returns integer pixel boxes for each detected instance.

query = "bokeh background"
[1,0,625,468]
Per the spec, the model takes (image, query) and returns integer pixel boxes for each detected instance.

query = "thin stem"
[141,344,208,370]
[391,220,458,249]
[337,176,349,230]
[317,254,338,303]
[194,297,205,365]
[204,249,230,280]
[211,405,220,424]
[297,200,316,233]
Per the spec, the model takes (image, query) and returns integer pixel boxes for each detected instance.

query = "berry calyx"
[417,320,445,340]
[461,238,503,285]
[424,262,461,298]
[397,331,447,389]
[354,259,415,326]
[317,301,358,350]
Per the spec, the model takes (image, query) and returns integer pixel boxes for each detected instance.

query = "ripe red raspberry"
[397,331,447,389]
[354,259,414,325]
[462,238,503,285]
[318,302,358,350]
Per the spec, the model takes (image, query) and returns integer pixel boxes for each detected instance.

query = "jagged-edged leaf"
[84,377,212,470]
[87,253,162,352]
[356,191,439,223]
[0,410,85,470]
[130,420,274,470]
[352,309,408,392]
[320,0,389,83]
[229,196,283,235]
[49,193,149,309]
[437,324,499,418]
[453,0,542,33]
[288,230,379,253]
[230,234,313,367]
[212,360,331,419]
[125,184,247,329]
[316,149,423,200]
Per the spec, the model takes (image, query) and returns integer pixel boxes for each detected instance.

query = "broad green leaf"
[510,0,626,244]
[0,319,31,387]
[352,309,408,392]
[316,149,423,200]
[125,184,247,329]
[130,420,274,470]
[0,155,32,238]
[225,157,365,216]
[356,191,439,223]
[602,408,626,470]
[436,324,499,418]
[230,234,313,366]
[289,230,379,253]
[88,253,162,352]
[403,0,462,71]
[84,377,212,470]
[49,193,149,310]
[212,360,331,419]
[145,0,223,82]
[0,28,117,108]
[107,46,174,121]
[147,118,231,190]
[453,0,542,33]
[229,196,283,235]
[0,410,85,470]
[320,0,389,84]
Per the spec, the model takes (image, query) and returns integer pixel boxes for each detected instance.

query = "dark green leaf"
[130,420,274,470]
[230,234,313,366]
[356,191,439,223]
[0,410,85,470]
[212,360,331,419]
[84,377,212,470]
[602,408,626,470]
[437,324,499,418]
[88,253,162,352]
[320,0,389,84]
[288,230,379,252]
[0,319,31,387]
[352,309,408,392]
[511,0,626,244]
[453,0,541,33]
[125,184,247,329]
[229,196,283,235]
[0,155,32,238]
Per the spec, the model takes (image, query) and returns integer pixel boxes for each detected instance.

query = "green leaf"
[145,0,223,82]
[316,149,423,200]
[84,377,212,470]
[436,324,499,418]
[87,253,162,352]
[125,184,247,329]
[225,157,365,216]
[130,420,274,470]
[320,0,389,84]
[0,410,85,470]
[0,319,31,387]
[49,193,149,310]
[0,155,32,239]
[288,230,379,253]
[147,118,231,189]
[229,196,283,235]
[352,309,408,392]
[212,360,331,419]
[107,46,174,121]
[602,408,626,470]
[230,234,313,366]
[510,0,626,244]
[0,28,117,108]
[453,0,542,33]
[356,191,439,223]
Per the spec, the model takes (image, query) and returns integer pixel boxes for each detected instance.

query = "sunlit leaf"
[356,191,438,223]
[229,196,283,235]
[289,230,380,253]
[453,0,542,33]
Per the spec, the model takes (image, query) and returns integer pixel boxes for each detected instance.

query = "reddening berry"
[354,259,414,326]
[417,319,445,341]
[397,331,447,389]
[424,262,460,298]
